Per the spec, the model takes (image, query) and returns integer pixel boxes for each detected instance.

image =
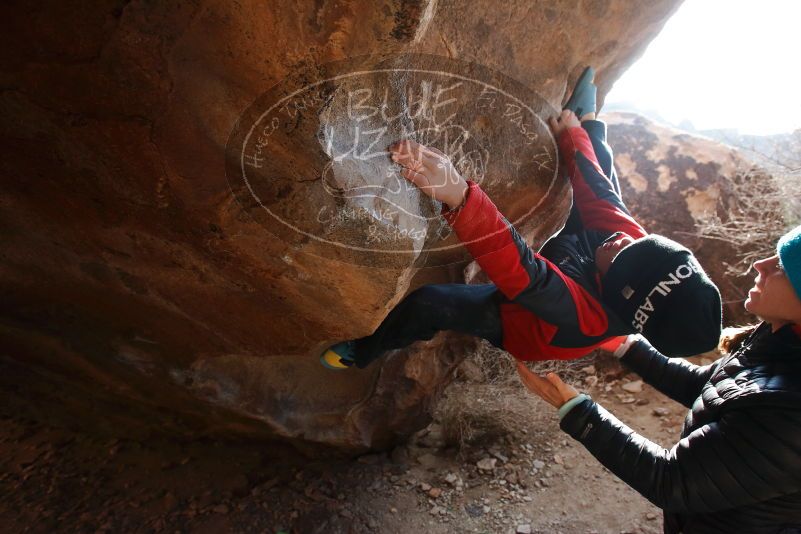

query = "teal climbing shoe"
[320,340,356,370]
[562,66,597,118]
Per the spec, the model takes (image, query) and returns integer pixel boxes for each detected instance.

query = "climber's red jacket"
[441,126,647,361]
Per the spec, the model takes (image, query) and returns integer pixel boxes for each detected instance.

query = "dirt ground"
[0,350,704,534]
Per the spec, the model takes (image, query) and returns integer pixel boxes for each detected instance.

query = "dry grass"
[458,340,595,386]
[435,381,534,451]
[683,164,795,277]
[435,340,604,452]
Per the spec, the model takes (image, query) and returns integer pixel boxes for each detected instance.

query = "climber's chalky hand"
[389,140,468,210]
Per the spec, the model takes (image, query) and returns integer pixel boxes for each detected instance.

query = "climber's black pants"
[352,283,505,368]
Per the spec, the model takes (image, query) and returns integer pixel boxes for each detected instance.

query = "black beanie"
[601,234,722,357]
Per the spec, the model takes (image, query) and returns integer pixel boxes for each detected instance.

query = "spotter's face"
[745,255,801,327]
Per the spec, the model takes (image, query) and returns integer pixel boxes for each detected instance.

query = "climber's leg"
[349,283,504,369]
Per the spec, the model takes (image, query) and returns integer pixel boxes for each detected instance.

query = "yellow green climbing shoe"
[320,341,356,370]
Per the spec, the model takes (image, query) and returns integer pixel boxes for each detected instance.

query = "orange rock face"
[0,1,681,450]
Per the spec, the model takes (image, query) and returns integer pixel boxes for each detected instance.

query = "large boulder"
[0,0,681,451]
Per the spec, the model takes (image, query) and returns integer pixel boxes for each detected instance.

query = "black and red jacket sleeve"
[441,181,608,338]
[557,127,646,239]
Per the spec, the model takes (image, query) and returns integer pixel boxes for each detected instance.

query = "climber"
[320,66,722,371]
[516,226,801,532]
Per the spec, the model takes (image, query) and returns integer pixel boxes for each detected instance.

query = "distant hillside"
[603,104,801,172]
[692,128,801,173]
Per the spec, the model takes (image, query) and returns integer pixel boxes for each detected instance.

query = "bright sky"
[605,0,801,135]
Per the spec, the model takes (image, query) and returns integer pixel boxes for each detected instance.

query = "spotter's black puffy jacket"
[561,322,801,533]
